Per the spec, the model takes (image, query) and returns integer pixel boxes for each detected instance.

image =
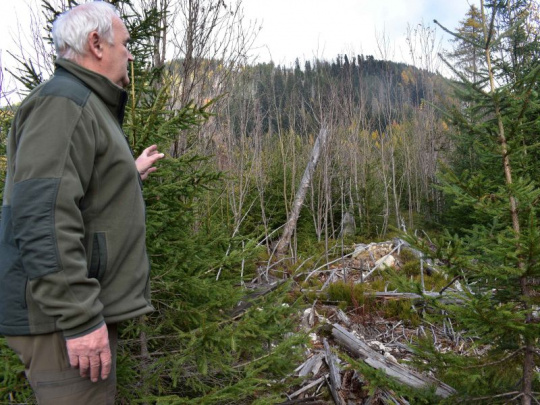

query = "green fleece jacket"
[0,59,153,338]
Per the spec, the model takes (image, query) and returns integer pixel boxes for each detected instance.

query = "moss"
[304,290,320,303]
[397,248,419,264]
[327,281,369,307]
[401,259,421,277]
[379,299,421,327]
[368,275,399,292]
[422,270,448,291]
[325,280,423,327]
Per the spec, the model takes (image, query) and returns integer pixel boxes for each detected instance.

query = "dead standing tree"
[275,126,329,256]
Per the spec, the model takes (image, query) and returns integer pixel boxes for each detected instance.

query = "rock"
[375,254,395,269]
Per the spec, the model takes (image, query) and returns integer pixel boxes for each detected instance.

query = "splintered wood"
[332,324,456,398]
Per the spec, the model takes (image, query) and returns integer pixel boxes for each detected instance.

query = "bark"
[323,338,342,393]
[331,323,457,398]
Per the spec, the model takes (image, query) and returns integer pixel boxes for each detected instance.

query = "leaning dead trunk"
[275,127,329,256]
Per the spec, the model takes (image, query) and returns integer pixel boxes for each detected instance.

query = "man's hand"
[66,323,111,383]
[135,144,165,180]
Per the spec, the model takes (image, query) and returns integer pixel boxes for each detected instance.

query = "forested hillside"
[204,54,451,243]
[1,0,539,404]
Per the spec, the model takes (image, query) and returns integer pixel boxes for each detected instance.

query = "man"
[0,2,163,403]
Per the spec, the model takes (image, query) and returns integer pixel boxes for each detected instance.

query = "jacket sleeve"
[11,94,104,338]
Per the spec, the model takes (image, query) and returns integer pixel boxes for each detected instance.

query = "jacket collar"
[54,58,128,125]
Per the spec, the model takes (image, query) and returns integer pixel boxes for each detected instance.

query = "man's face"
[101,17,133,87]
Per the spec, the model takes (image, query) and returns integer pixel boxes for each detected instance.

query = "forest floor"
[256,240,466,404]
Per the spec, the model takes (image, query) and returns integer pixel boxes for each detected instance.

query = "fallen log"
[370,291,465,305]
[323,338,346,405]
[331,323,457,398]
[323,338,342,390]
[295,352,324,377]
[287,374,327,400]
[365,387,410,405]
[373,291,440,299]
[324,376,345,405]
[335,308,352,327]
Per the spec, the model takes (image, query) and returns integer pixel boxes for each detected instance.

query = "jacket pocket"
[88,232,107,280]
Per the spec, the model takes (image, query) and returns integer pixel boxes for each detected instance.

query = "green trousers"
[6,324,117,405]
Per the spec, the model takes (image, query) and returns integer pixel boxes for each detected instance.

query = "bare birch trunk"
[275,127,329,256]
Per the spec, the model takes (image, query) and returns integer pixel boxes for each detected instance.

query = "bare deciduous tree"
[166,0,260,156]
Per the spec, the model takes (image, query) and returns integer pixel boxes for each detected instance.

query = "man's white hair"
[52,1,120,61]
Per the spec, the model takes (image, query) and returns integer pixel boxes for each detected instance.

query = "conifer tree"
[407,1,540,403]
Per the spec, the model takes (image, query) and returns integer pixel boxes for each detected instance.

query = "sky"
[241,0,473,66]
[0,0,474,104]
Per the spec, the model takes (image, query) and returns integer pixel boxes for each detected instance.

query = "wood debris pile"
[302,239,438,289]
[277,239,461,404]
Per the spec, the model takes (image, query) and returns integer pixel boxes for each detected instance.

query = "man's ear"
[87,31,103,59]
